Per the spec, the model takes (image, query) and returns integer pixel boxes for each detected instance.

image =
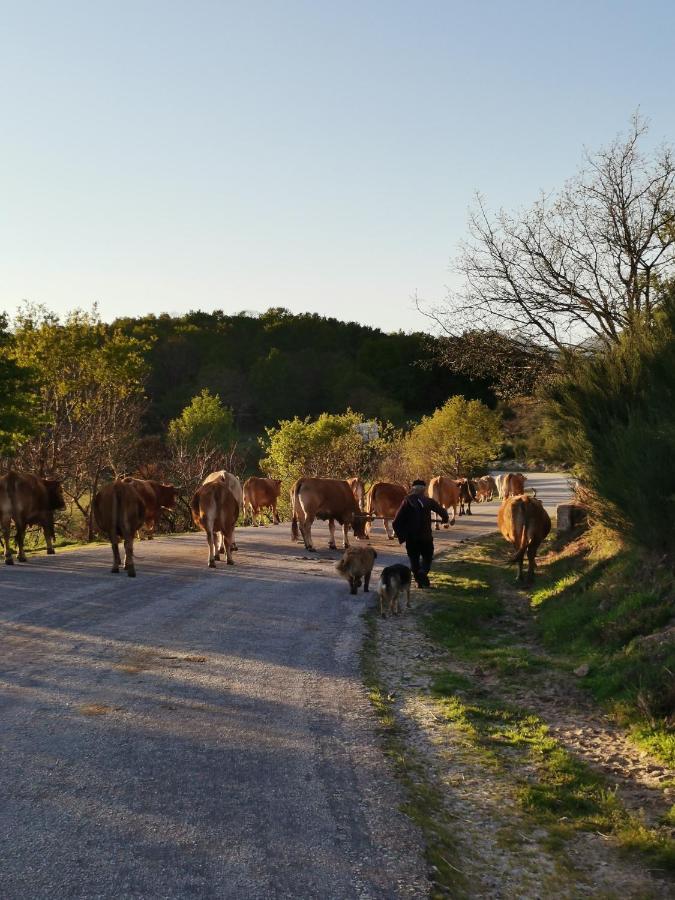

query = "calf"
[335,545,377,595]
[377,564,412,618]
[93,480,146,577]
[243,476,282,526]
[0,470,65,564]
[498,495,551,583]
[191,481,239,568]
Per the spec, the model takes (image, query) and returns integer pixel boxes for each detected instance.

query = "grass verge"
[361,610,467,899]
[423,534,675,873]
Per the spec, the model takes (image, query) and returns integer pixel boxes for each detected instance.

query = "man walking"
[392,479,449,587]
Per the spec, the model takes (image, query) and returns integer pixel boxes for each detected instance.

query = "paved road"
[0,473,570,899]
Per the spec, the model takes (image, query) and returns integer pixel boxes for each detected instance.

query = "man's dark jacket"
[392,494,449,544]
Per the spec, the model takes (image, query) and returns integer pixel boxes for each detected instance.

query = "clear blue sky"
[1,1,673,332]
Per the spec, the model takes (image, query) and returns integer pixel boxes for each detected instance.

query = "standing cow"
[243,477,282,526]
[191,480,239,568]
[365,481,407,540]
[427,476,459,528]
[457,478,477,516]
[503,472,527,498]
[121,477,176,538]
[93,480,146,577]
[476,475,497,502]
[203,471,243,551]
[498,495,551,582]
[0,470,65,564]
[290,477,369,551]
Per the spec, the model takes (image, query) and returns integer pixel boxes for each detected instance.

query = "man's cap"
[411,479,426,487]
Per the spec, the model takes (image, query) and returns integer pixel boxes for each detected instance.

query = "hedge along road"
[0,472,570,899]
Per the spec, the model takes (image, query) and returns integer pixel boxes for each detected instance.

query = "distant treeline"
[115,307,495,434]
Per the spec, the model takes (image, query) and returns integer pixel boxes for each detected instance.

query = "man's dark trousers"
[406,538,434,586]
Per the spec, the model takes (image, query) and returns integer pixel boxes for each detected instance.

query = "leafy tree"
[402,396,502,478]
[11,305,150,539]
[260,411,369,485]
[0,314,37,456]
[167,389,235,450]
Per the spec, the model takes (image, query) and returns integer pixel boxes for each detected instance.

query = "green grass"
[527,530,675,765]
[431,671,675,872]
[422,533,675,872]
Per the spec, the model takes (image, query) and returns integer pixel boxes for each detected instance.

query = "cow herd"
[0,468,550,586]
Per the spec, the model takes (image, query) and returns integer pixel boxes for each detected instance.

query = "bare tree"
[428,115,675,352]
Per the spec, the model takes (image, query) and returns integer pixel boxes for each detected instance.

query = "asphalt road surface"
[0,473,570,899]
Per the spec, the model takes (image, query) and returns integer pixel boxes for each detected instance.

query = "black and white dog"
[377,564,412,618]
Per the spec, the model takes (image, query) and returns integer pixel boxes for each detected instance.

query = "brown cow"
[335,546,377,595]
[93,480,146,577]
[0,470,65,564]
[203,470,243,552]
[498,494,551,583]
[290,477,369,551]
[503,472,526,498]
[476,475,497,503]
[346,476,366,511]
[457,478,477,516]
[191,480,239,568]
[121,477,176,538]
[365,481,407,539]
[243,477,282,526]
[427,476,459,528]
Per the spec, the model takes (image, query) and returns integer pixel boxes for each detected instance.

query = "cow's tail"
[365,485,374,517]
[110,480,122,539]
[5,470,20,504]
[190,491,202,528]
[290,480,302,541]
[509,498,529,564]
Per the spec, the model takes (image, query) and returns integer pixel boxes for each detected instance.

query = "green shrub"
[546,296,675,556]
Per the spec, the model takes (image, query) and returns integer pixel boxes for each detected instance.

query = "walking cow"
[93,480,146,577]
[191,480,239,568]
[498,495,551,583]
[0,470,65,564]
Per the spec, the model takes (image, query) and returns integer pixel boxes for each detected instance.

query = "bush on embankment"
[545,296,675,558]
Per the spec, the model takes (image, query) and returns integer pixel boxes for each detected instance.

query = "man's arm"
[392,499,409,543]
[428,498,449,523]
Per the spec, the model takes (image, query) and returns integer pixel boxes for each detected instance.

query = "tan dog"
[335,546,377,595]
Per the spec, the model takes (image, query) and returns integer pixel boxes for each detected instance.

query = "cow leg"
[231,529,239,552]
[301,516,315,551]
[327,518,338,550]
[272,503,280,525]
[110,537,121,573]
[526,542,537,584]
[2,517,13,565]
[223,531,235,565]
[15,521,27,562]
[449,504,457,526]
[207,528,217,568]
[350,576,358,595]
[44,513,56,554]
[363,570,371,593]
[342,522,351,550]
[384,518,394,540]
[434,515,440,531]
[123,534,137,578]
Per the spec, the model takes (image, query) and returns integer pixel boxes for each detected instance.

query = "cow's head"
[156,483,177,509]
[351,512,375,539]
[43,478,66,510]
